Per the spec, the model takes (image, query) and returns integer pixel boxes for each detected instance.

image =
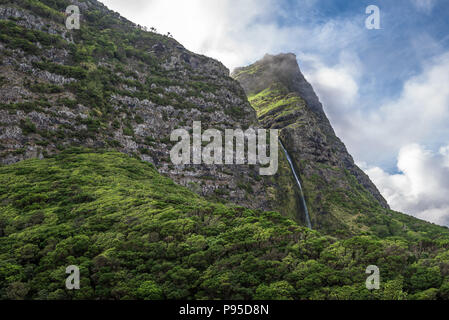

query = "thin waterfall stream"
[279,140,312,229]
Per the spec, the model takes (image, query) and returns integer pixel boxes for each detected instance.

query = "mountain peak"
[232,53,324,115]
[234,53,390,233]
[261,52,298,64]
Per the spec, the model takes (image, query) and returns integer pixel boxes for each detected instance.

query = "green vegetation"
[19,118,37,135]
[2,0,449,302]
[248,86,306,121]
[0,100,50,113]
[1,150,449,300]
[33,61,87,80]
[1,0,65,21]
[28,82,64,94]
[0,19,65,54]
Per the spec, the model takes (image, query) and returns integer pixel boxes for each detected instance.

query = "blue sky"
[102,0,449,226]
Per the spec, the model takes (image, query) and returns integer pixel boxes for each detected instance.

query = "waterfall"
[279,140,312,229]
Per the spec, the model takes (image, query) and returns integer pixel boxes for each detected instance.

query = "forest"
[1,150,449,300]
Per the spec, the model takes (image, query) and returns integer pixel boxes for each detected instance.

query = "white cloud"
[103,0,279,70]
[364,143,449,226]
[309,66,358,106]
[332,51,449,168]
[102,0,364,71]
[412,0,437,13]
[301,51,361,127]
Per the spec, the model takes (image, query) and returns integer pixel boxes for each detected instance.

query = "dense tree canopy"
[1,150,449,300]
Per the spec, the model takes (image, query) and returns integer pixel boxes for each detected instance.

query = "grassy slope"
[1,150,449,300]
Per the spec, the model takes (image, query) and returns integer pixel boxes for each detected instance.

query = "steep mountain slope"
[2,149,449,300]
[0,0,304,221]
[1,0,449,301]
[232,53,435,237]
[2,0,431,236]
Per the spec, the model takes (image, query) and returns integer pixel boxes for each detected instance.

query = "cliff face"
[233,53,391,235]
[0,0,305,221]
[1,0,436,237]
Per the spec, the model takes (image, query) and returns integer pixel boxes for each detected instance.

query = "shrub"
[19,119,37,135]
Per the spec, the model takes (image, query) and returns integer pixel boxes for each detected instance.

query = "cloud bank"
[320,52,449,168]
[313,51,449,225]
[364,144,449,226]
